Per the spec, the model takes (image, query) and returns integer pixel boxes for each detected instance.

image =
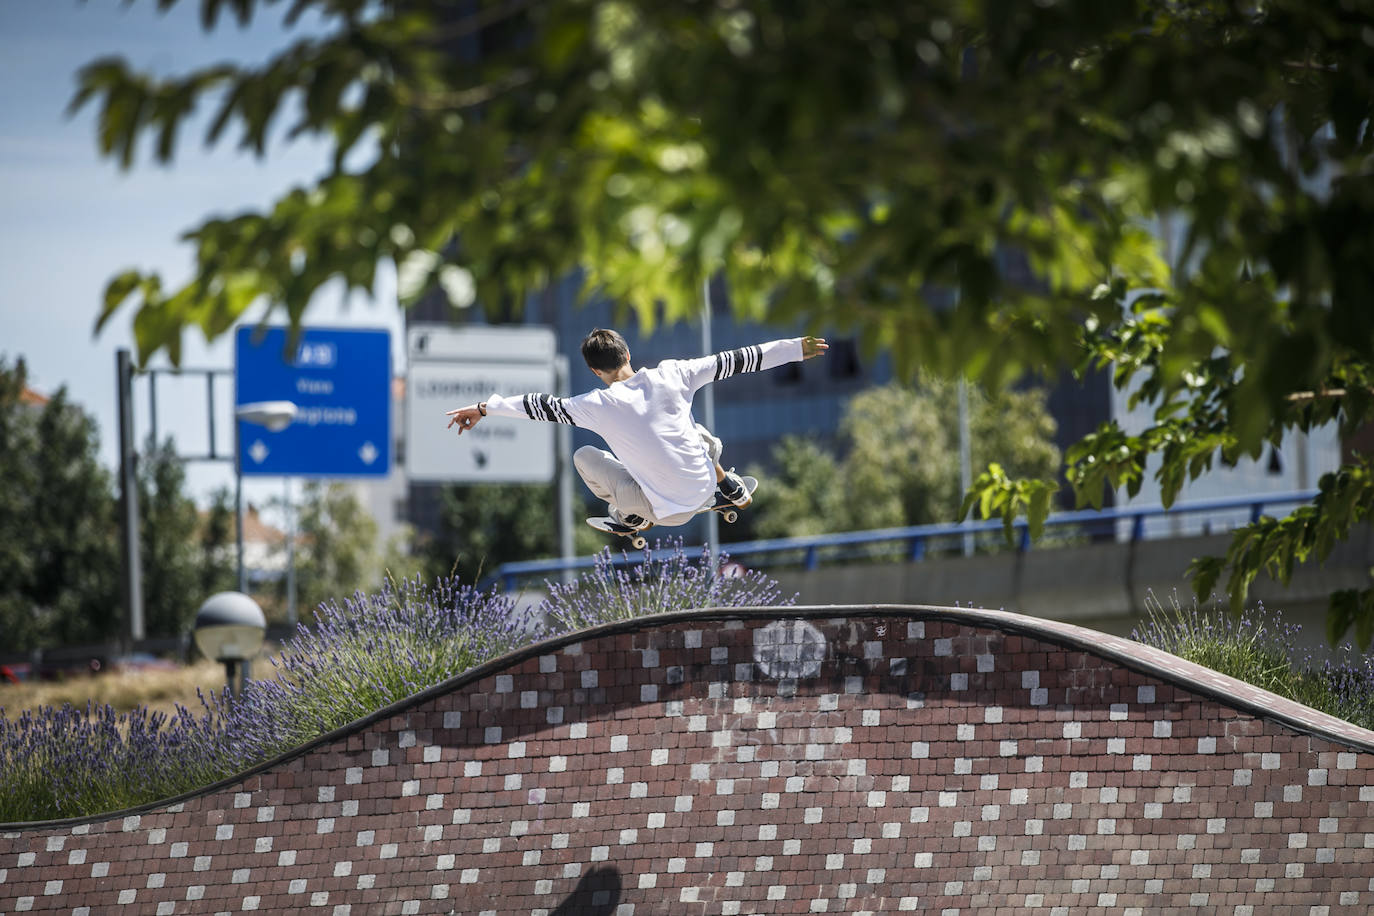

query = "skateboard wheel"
[723,510,738,524]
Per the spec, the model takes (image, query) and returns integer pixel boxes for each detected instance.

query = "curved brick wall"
[4,605,1374,915]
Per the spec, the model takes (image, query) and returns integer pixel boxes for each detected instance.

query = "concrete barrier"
[772,525,1374,638]
[3,606,1374,914]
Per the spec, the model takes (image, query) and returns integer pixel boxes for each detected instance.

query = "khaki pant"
[575,424,722,526]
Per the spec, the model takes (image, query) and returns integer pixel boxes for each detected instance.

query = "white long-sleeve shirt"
[484,338,805,518]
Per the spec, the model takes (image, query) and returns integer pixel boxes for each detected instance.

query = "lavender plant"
[540,542,796,634]
[240,574,540,750]
[1,544,794,821]
[1133,590,1312,699]
[1311,650,1374,731]
[0,701,228,823]
[1133,590,1374,730]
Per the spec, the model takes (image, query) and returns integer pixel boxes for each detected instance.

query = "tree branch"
[394,68,535,111]
[1284,388,1371,403]
[428,0,544,42]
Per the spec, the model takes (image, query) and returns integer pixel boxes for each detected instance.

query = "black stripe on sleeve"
[519,393,576,426]
[552,398,576,426]
[716,346,766,380]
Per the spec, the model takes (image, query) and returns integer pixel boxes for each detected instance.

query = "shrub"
[0,702,227,823]
[1132,590,1374,732]
[0,543,793,822]
[542,542,795,632]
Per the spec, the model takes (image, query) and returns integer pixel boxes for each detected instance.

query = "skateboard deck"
[587,476,758,549]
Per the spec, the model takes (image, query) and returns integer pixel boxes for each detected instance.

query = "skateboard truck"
[587,476,758,550]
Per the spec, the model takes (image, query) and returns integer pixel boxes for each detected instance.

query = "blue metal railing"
[482,490,1319,592]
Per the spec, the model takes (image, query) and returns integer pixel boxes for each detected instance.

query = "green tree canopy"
[292,481,380,617]
[749,379,1060,539]
[198,486,239,601]
[138,439,213,636]
[0,359,120,650]
[76,0,1374,639]
[420,482,601,584]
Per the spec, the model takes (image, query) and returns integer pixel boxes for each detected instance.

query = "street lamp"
[236,401,298,432]
[233,401,298,593]
[193,591,267,696]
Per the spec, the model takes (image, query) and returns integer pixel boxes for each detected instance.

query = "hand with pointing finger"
[446,402,486,435]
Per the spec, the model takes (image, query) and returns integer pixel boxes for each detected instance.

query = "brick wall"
[3,606,1373,914]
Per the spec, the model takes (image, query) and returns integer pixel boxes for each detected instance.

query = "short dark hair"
[581,328,631,373]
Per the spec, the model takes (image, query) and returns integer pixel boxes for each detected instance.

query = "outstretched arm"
[447,392,584,435]
[681,336,828,392]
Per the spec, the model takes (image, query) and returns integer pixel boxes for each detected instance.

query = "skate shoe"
[717,468,752,508]
[610,508,653,531]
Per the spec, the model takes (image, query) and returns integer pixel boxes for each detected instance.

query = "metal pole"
[116,349,145,642]
[235,420,246,593]
[555,356,574,584]
[958,376,973,557]
[207,374,218,460]
[285,476,297,627]
[148,370,158,450]
[701,278,720,565]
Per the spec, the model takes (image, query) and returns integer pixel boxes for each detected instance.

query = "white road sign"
[405,328,558,483]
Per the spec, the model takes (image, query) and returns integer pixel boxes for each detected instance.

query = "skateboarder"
[446,330,828,532]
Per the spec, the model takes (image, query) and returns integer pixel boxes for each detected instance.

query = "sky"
[0,0,407,507]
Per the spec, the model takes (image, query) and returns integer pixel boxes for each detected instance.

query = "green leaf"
[1356,589,1374,653]
[95,270,144,334]
[1187,555,1224,604]
[1027,483,1050,541]
[1329,589,1360,647]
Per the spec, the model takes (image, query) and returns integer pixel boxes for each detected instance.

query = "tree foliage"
[198,486,239,601]
[0,359,121,650]
[138,439,213,636]
[291,481,381,617]
[420,482,601,584]
[75,0,1374,639]
[744,438,845,541]
[751,379,1060,538]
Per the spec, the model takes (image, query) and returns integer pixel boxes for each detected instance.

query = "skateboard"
[586,476,758,550]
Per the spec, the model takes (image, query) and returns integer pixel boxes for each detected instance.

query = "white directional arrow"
[249,440,269,464]
[358,441,378,466]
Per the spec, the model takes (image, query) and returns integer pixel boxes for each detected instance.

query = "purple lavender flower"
[1,546,796,822]
[540,540,795,633]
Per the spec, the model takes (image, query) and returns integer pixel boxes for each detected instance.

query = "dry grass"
[0,659,234,720]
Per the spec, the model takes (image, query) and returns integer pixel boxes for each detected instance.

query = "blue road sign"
[235,326,391,477]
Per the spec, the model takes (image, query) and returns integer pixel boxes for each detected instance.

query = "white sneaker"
[610,508,652,530]
[717,469,752,508]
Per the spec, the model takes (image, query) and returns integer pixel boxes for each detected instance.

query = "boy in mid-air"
[446,329,828,531]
